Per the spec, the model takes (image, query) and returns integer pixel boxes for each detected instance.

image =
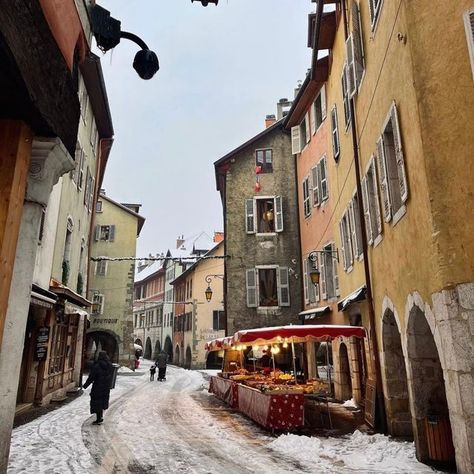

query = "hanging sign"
[34,327,50,362]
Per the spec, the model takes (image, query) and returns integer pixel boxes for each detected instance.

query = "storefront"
[207,325,366,432]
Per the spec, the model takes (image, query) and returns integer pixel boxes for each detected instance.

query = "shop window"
[256,149,273,173]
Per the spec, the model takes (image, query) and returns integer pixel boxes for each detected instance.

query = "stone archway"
[134,338,143,348]
[153,339,161,360]
[185,346,192,369]
[382,309,412,437]
[338,343,352,401]
[86,330,119,365]
[164,336,173,362]
[407,306,455,464]
[144,337,152,359]
[175,345,180,365]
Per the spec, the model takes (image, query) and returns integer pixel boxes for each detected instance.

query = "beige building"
[295,1,474,472]
[88,192,145,367]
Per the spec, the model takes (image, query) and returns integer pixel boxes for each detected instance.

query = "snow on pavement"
[8,361,439,473]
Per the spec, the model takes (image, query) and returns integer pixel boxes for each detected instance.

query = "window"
[311,85,327,134]
[290,113,310,154]
[311,155,329,207]
[92,294,104,314]
[341,65,351,128]
[74,148,85,190]
[245,196,283,234]
[213,310,225,331]
[95,260,107,276]
[320,243,339,300]
[96,200,103,213]
[256,149,273,173]
[368,0,384,31]
[95,225,115,242]
[339,210,354,271]
[79,77,89,124]
[362,158,382,245]
[331,106,340,161]
[38,208,46,244]
[349,192,364,259]
[377,103,408,224]
[303,257,319,304]
[246,266,290,308]
[346,2,365,95]
[303,177,311,218]
[464,9,474,79]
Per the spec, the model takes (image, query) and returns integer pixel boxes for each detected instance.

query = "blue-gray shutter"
[246,269,257,307]
[277,267,290,307]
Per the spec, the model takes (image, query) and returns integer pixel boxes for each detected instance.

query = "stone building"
[292,1,474,472]
[88,192,145,367]
[214,116,302,334]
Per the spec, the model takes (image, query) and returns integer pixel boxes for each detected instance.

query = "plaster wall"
[224,126,301,333]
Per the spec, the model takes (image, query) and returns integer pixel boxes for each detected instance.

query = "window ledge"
[345,265,354,274]
[373,234,383,248]
[256,232,277,237]
[391,205,407,227]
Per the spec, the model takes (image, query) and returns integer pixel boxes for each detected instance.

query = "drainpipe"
[341,0,386,432]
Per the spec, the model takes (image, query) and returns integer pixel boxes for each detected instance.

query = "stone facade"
[216,123,301,333]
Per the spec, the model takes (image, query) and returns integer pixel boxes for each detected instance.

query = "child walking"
[149,364,156,381]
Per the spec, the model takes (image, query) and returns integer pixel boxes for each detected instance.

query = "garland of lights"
[90,255,230,262]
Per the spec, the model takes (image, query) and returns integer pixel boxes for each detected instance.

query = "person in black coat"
[155,350,168,381]
[83,351,113,424]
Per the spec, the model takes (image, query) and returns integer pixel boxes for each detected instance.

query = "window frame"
[255,148,273,173]
[464,9,474,80]
[331,106,340,161]
[302,177,311,218]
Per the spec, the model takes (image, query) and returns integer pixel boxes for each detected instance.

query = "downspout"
[341,0,386,432]
[222,176,228,337]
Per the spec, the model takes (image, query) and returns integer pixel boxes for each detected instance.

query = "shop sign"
[34,327,50,361]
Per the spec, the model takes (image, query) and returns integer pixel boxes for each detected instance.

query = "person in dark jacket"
[155,350,168,381]
[83,351,113,424]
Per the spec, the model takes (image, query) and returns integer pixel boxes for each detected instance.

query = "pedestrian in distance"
[83,351,113,425]
[149,364,156,381]
[156,350,168,381]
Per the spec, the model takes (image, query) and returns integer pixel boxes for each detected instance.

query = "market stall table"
[208,376,239,408]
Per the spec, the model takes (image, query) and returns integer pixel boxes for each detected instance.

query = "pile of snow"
[118,365,134,373]
[342,398,358,408]
[269,430,436,473]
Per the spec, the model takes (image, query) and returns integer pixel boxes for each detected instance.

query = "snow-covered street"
[8,361,438,474]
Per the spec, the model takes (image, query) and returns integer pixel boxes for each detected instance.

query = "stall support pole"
[291,339,298,383]
[326,342,332,396]
[272,352,276,373]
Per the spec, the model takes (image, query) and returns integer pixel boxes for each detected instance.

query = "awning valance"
[30,291,56,309]
[205,336,233,352]
[338,285,367,312]
[299,306,331,321]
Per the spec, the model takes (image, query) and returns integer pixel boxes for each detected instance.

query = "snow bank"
[269,430,436,473]
[342,398,358,408]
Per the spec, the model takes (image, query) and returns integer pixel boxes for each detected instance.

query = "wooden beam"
[0,120,32,347]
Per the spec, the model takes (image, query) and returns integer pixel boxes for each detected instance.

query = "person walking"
[156,350,168,381]
[83,351,113,425]
[149,364,156,381]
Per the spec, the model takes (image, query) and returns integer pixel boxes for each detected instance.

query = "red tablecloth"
[237,384,305,431]
[209,376,239,408]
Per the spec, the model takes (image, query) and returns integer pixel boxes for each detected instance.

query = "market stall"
[206,325,366,431]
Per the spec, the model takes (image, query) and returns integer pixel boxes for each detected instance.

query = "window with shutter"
[109,225,116,242]
[310,102,316,136]
[303,177,311,218]
[331,106,340,160]
[350,193,364,258]
[320,156,329,201]
[321,85,327,120]
[345,34,357,97]
[376,137,392,221]
[245,199,256,234]
[94,225,101,241]
[277,267,290,306]
[352,2,365,87]
[341,66,351,128]
[78,150,85,190]
[390,103,408,204]
[341,211,353,270]
[361,176,373,244]
[311,165,320,206]
[312,86,327,133]
[320,250,327,300]
[368,0,383,31]
[464,9,474,79]
[291,126,301,154]
[366,159,383,241]
[332,243,339,296]
[84,168,90,206]
[304,113,311,144]
[96,261,107,276]
[303,258,309,304]
[274,196,283,232]
[339,220,347,270]
[246,269,257,307]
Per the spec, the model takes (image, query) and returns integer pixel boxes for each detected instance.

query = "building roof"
[99,193,145,236]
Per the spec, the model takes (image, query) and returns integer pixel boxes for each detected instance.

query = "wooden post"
[0,120,32,348]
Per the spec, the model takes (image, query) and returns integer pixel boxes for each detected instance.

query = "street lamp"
[204,274,224,302]
[192,0,219,5]
[308,249,339,286]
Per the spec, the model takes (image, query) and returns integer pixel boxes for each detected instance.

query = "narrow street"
[8,361,438,474]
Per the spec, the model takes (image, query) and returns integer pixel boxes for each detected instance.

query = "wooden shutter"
[368,0,376,29]
[278,267,290,307]
[304,113,311,143]
[345,34,357,97]
[320,157,328,200]
[352,2,365,85]
[464,9,474,79]
[303,258,309,304]
[390,103,408,203]
[109,225,116,242]
[274,196,283,232]
[245,199,255,234]
[310,102,316,135]
[361,176,373,244]
[331,107,340,159]
[376,138,392,221]
[291,126,301,154]
[321,84,327,120]
[339,220,347,270]
[246,269,258,307]
[370,160,383,236]
[345,211,354,267]
[332,243,339,296]
[94,224,101,241]
[349,197,362,258]
[320,252,327,300]
[312,165,320,206]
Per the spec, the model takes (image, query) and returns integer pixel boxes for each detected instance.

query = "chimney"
[213,231,224,243]
[265,114,276,129]
[276,98,292,120]
[176,235,185,249]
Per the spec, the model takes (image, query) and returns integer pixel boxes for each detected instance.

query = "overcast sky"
[98,0,312,257]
